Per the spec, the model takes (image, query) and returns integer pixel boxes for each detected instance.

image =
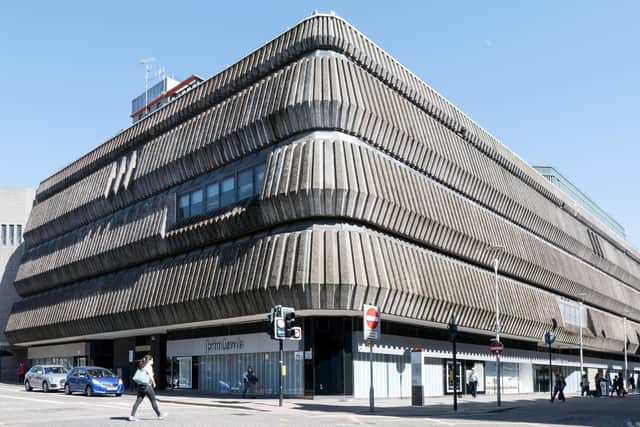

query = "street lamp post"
[486,245,505,407]
[577,292,586,387]
[624,314,628,390]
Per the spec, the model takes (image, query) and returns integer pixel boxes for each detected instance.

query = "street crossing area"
[1,383,640,426]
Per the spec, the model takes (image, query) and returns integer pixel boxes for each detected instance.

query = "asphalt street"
[1,383,640,426]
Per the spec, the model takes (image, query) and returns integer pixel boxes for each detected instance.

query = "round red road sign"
[490,341,504,355]
[365,307,379,330]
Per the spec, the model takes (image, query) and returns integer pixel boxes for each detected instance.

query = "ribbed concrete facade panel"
[6,225,567,344]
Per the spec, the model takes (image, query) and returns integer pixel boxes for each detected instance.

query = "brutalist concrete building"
[7,14,640,398]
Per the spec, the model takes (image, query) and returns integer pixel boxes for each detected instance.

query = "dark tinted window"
[178,194,190,220]
[88,368,116,378]
[190,189,204,216]
[238,168,253,200]
[44,366,68,374]
[206,182,219,211]
[221,176,235,206]
[254,163,265,195]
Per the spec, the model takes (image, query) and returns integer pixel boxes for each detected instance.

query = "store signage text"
[205,338,245,354]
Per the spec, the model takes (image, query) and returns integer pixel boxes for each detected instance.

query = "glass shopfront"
[167,333,303,396]
[486,361,519,394]
[444,360,485,395]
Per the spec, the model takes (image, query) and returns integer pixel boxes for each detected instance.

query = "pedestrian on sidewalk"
[610,374,618,397]
[580,372,589,397]
[129,356,168,422]
[468,369,478,398]
[599,373,608,397]
[629,375,636,394]
[242,366,258,398]
[16,362,26,384]
[550,371,566,403]
[614,373,626,397]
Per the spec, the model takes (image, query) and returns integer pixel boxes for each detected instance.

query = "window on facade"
[221,176,235,207]
[17,224,22,243]
[558,299,583,327]
[190,189,204,216]
[206,182,219,212]
[9,224,14,245]
[178,194,190,221]
[254,163,265,195]
[1,224,5,246]
[238,168,254,200]
[175,162,265,223]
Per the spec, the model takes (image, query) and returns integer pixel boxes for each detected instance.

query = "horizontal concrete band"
[20,54,640,301]
[13,134,640,332]
[7,222,637,352]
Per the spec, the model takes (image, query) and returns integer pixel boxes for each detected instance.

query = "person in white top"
[129,355,167,421]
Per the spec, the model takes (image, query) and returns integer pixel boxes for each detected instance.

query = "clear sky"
[1,1,639,248]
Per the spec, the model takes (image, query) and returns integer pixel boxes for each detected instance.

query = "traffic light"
[268,305,301,340]
[268,305,285,339]
[282,307,295,338]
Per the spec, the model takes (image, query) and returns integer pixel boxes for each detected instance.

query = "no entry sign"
[490,340,504,356]
[363,304,380,341]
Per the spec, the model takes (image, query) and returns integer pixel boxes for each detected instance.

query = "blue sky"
[1,1,639,248]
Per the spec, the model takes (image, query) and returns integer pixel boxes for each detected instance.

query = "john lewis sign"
[167,333,299,357]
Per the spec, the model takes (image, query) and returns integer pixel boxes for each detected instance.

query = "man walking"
[551,371,566,402]
[580,372,589,397]
[242,366,258,398]
[468,369,479,398]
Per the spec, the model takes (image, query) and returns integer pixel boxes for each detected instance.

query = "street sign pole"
[369,339,374,412]
[363,304,380,413]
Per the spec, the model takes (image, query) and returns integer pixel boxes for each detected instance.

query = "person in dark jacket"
[580,373,589,397]
[242,366,258,398]
[551,371,566,403]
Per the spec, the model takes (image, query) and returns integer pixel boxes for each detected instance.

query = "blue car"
[64,366,124,396]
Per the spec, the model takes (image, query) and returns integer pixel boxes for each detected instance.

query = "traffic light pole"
[452,337,457,411]
[548,342,552,401]
[279,338,284,407]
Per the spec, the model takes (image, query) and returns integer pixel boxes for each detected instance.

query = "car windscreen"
[44,367,68,374]
[87,368,116,378]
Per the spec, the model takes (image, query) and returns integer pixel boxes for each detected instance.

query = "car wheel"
[85,385,93,397]
[116,393,122,397]
[42,382,49,393]
[25,381,32,392]
[64,384,71,395]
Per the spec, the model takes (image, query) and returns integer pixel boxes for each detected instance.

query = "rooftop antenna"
[139,57,156,116]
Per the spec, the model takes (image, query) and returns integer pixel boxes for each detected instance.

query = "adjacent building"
[7,14,640,398]
[0,187,35,382]
[131,74,203,123]
[534,165,626,238]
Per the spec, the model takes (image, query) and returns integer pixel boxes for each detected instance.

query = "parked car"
[65,366,124,396]
[24,365,68,392]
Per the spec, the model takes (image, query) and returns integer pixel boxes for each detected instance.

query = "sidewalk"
[150,390,578,418]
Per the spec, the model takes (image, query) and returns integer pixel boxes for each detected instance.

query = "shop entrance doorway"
[313,318,348,395]
[533,365,550,392]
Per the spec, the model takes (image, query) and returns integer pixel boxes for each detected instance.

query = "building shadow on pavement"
[290,395,640,427]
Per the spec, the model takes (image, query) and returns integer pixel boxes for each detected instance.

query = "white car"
[24,365,68,393]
